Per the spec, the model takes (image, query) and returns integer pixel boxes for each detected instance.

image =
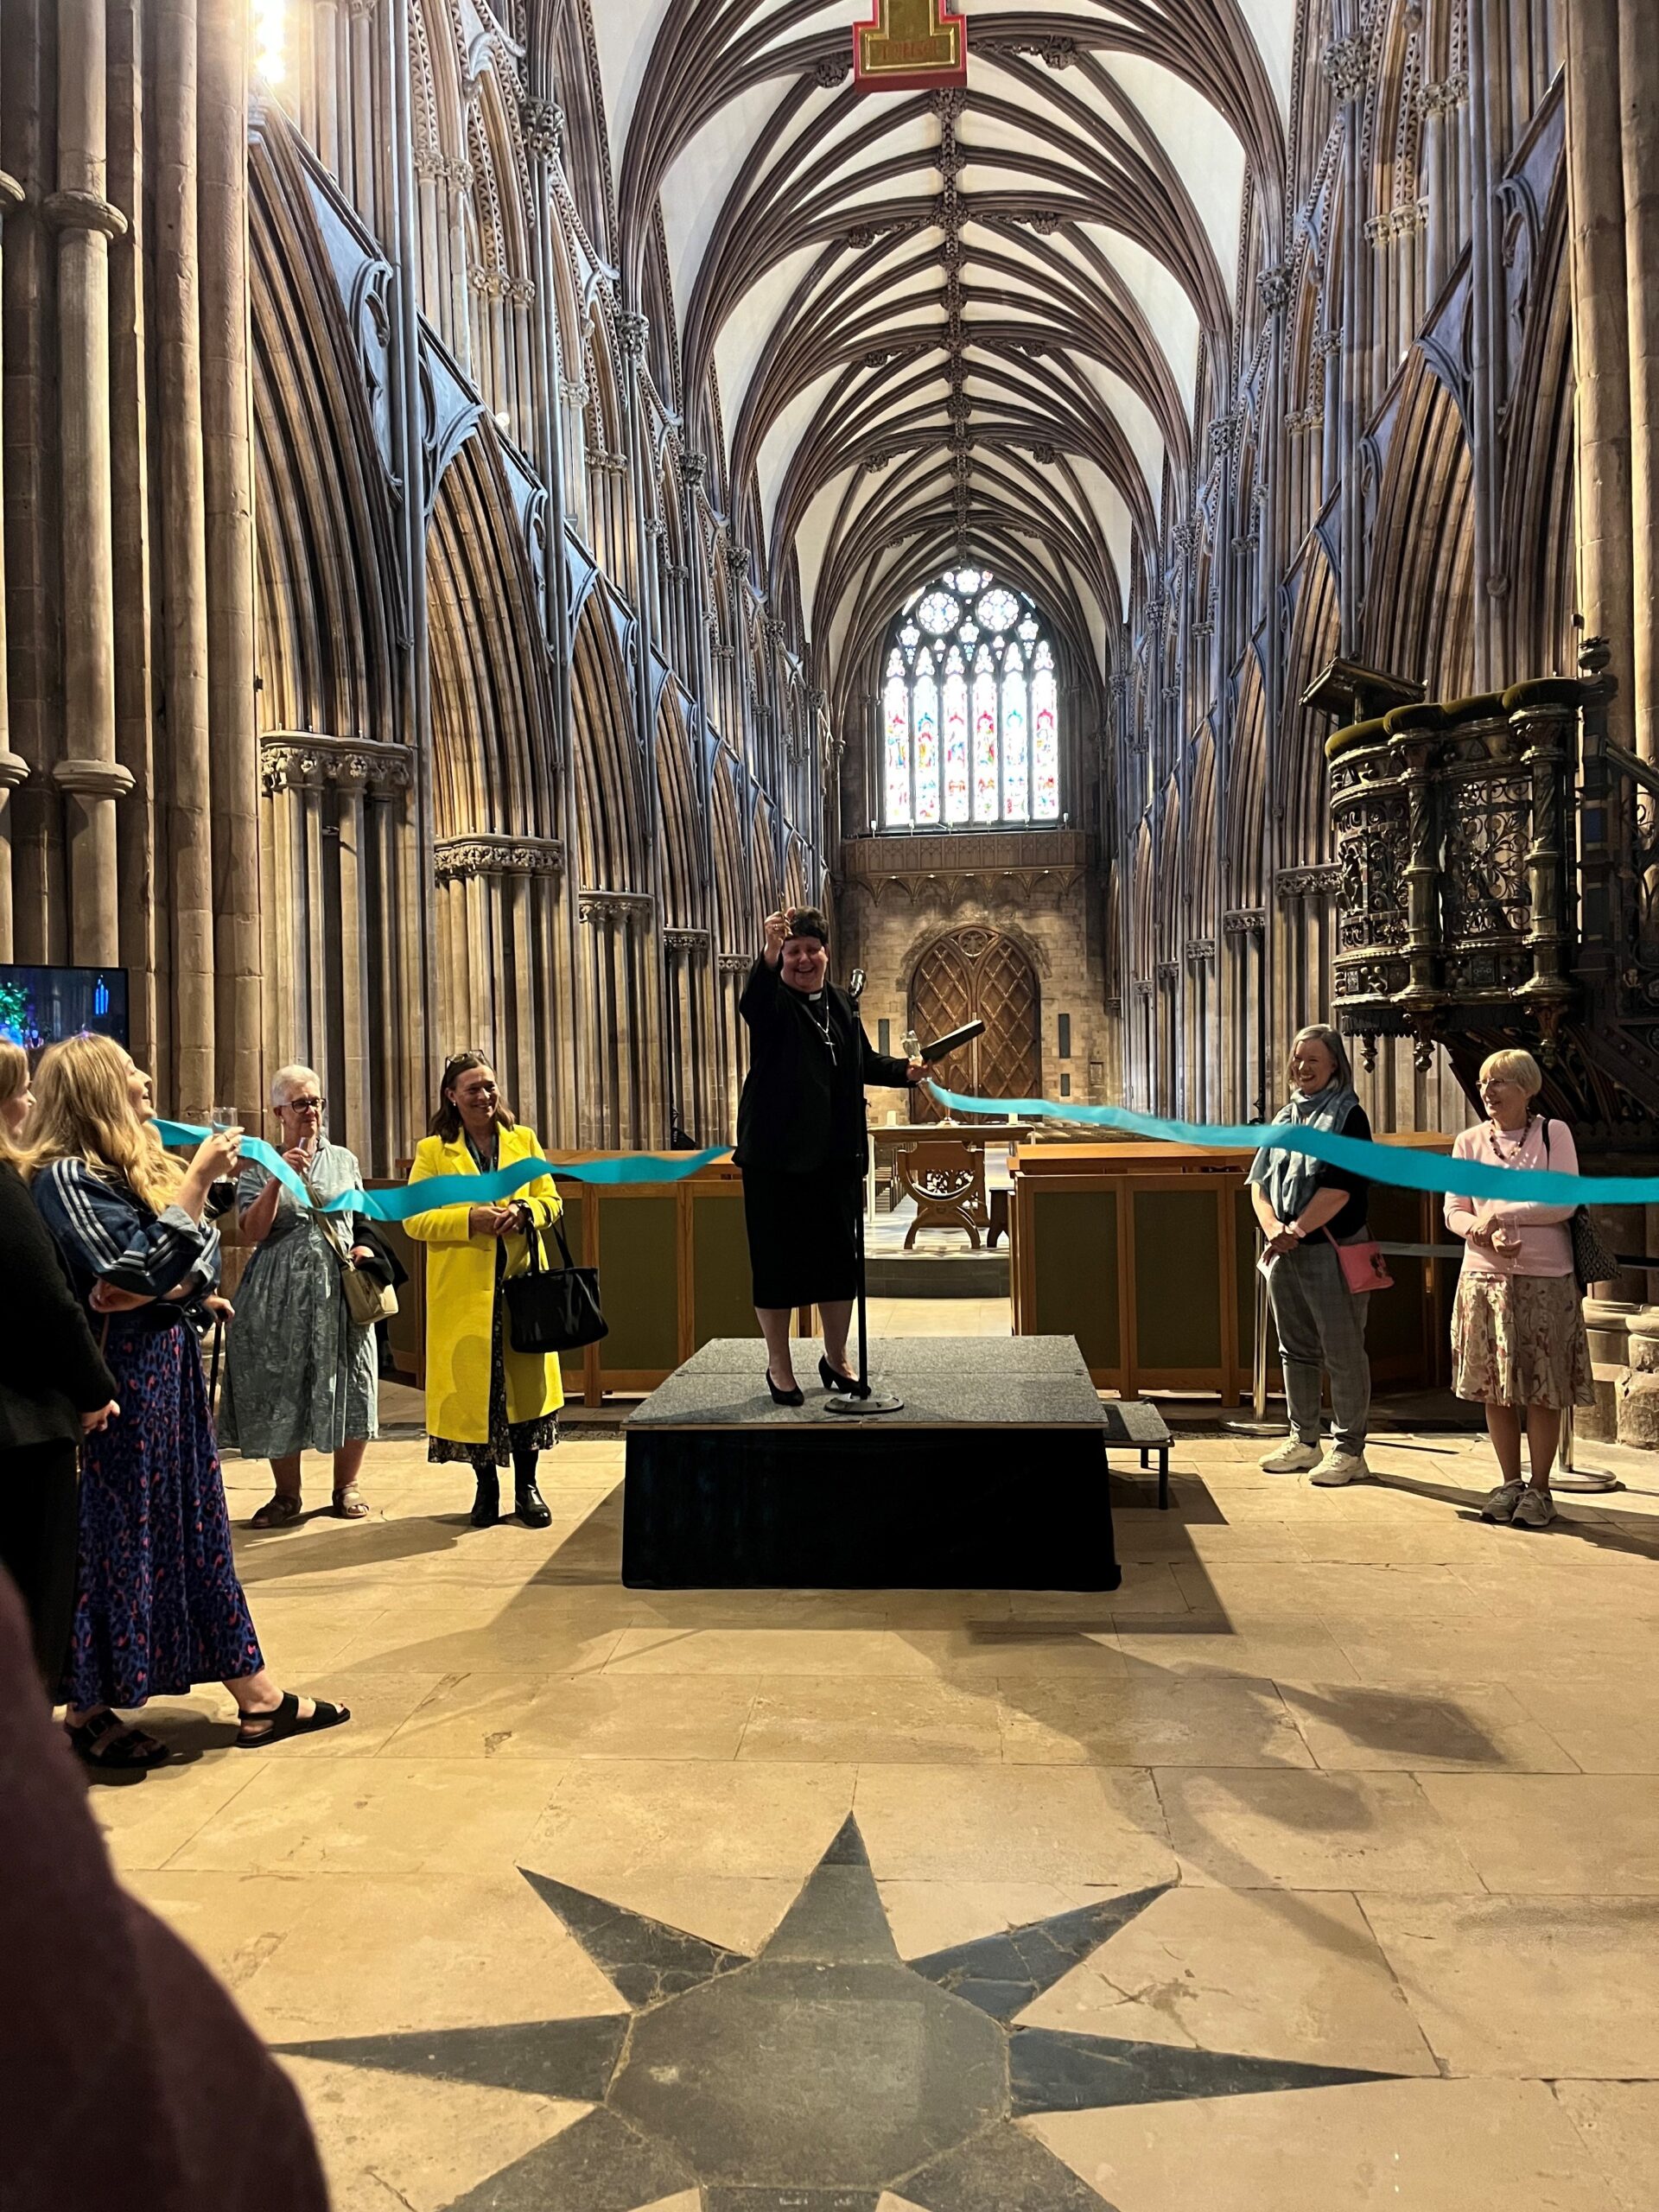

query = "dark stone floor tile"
[1008,2025,1398,2113]
[900,2119,1116,2210]
[522,1865,750,2005]
[908,1886,1172,2022]
[273,2013,628,2101]
[442,2106,695,2212]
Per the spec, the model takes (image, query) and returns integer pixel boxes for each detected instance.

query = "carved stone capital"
[718,953,753,975]
[435,835,563,884]
[1417,73,1467,117]
[52,757,135,800]
[1185,939,1217,963]
[663,929,709,954]
[579,889,654,923]
[261,734,415,798]
[618,311,649,362]
[1276,864,1341,899]
[43,188,128,241]
[0,749,29,791]
[1321,35,1372,103]
[1257,264,1294,315]
[1224,908,1268,936]
[520,96,563,160]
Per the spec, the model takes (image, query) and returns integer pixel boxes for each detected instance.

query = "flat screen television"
[0,965,130,1051]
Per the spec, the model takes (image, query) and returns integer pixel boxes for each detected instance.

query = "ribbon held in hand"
[153,1121,732,1221]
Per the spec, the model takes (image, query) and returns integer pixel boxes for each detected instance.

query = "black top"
[734,957,914,1173]
[0,1160,118,1452]
[1312,1102,1372,1240]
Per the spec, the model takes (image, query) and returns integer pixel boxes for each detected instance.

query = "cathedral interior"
[5,4,1659,2209]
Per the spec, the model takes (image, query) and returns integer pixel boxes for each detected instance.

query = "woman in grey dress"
[220,1065,379,1525]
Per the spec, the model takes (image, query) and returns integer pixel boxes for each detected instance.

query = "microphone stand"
[824,968,904,1418]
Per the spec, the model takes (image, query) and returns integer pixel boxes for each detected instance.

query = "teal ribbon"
[154,1120,730,1219]
[923,1083,1656,1208]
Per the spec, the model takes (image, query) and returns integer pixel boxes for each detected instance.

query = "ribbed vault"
[582,2,1293,709]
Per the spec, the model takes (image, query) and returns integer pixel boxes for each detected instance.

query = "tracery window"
[880,569,1060,828]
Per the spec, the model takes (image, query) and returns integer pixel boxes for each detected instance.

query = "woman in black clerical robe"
[735,906,924,1404]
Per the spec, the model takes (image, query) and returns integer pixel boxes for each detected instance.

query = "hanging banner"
[854,0,969,93]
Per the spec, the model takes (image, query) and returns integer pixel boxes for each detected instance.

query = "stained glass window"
[943,652,970,823]
[878,569,1063,830]
[913,672,940,824]
[1032,641,1059,822]
[884,656,912,826]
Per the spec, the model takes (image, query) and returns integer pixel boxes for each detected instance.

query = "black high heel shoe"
[766,1371,805,1408]
[818,1356,859,1396]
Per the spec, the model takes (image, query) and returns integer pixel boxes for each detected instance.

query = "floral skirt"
[1451,1271,1594,1410]
[427,1270,557,1471]
[61,1320,264,1710]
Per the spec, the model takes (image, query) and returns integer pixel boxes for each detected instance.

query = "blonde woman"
[28,1037,348,1770]
[0,1042,120,1687]
[1446,1049,1593,1529]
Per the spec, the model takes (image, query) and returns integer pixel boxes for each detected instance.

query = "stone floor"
[99,1415,1659,2212]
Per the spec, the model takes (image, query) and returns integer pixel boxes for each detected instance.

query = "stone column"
[200,0,262,1118]
[155,0,215,1116]
[0,162,21,957]
[1565,0,1637,754]
[48,0,134,962]
[334,763,372,1151]
[1619,8,1659,762]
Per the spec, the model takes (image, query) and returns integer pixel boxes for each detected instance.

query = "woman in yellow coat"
[405,1052,563,1529]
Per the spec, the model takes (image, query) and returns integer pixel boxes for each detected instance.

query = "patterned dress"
[32,1160,262,1709]
[219,1142,379,1459]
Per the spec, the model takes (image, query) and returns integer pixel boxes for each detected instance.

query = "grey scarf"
[1249,1082,1359,1225]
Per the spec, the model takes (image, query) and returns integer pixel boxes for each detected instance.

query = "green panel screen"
[1030,1188,1120,1370]
[596,1194,679,1370]
[1135,1190,1222,1369]
[693,1192,763,1344]
[1236,1185,1259,1365]
[556,1192,588,1391]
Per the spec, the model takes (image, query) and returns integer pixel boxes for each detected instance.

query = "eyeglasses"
[281,1096,325,1113]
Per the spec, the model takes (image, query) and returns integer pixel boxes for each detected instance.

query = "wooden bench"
[1100,1400,1173,1510]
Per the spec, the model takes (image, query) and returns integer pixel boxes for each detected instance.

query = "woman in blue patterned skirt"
[26,1037,350,1774]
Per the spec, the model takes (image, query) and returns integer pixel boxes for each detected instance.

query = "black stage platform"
[622,1336,1121,1592]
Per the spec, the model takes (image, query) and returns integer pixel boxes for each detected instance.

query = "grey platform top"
[627,1337,1109,1432]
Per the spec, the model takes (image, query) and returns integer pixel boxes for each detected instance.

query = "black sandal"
[236,1692,352,1748]
[67,1709,173,1773]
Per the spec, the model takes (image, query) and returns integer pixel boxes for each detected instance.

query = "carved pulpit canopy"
[1300,657,1425,726]
[855,1,969,92]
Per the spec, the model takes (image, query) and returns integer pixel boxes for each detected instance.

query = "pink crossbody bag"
[1325,1228,1395,1294]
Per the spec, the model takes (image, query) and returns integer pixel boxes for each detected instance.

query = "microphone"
[919,1019,987,1064]
[848,968,867,1002]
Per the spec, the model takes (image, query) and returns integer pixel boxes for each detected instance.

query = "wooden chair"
[893,1138,988,1249]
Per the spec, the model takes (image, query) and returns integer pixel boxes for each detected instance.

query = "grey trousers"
[1266,1237,1372,1456]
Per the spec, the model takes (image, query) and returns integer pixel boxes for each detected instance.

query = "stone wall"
[836,849,1116,1113]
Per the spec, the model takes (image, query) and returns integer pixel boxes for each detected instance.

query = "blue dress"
[33,1161,262,1709]
[219,1143,379,1459]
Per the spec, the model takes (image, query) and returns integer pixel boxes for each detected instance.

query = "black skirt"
[742,1163,861,1310]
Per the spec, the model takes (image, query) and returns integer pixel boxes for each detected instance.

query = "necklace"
[1489,1117,1532,1162]
[803,991,837,1065]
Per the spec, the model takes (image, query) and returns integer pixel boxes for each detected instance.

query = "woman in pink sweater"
[1444,1049,1592,1529]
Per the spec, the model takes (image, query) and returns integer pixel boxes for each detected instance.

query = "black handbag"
[505,1217,608,1354]
[1546,1122,1618,1290]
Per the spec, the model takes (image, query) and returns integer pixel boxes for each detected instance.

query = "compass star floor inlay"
[105,1421,1659,2212]
[276,1818,1395,2210]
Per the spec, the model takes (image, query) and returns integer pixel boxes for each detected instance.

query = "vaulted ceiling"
[588,3,1295,696]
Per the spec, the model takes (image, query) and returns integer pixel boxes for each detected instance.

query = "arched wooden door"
[908,928,1041,1121]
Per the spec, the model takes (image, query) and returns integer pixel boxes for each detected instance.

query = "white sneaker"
[1259,1440,1321,1474]
[1311,1450,1370,1487]
[1480,1481,1526,1524]
[1511,1487,1556,1530]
